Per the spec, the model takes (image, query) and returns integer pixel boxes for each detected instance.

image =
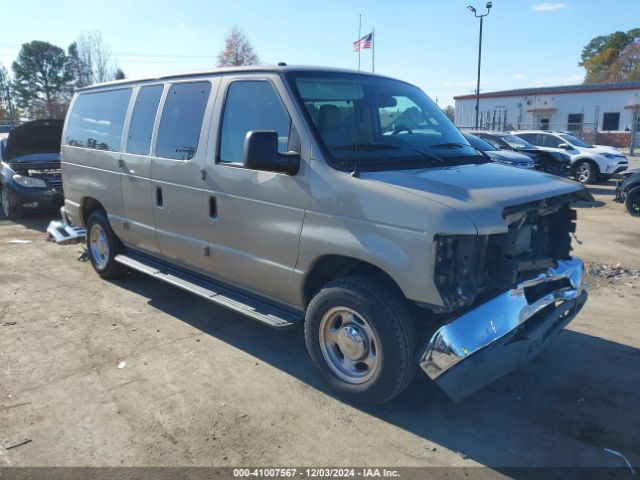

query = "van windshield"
[287,72,484,171]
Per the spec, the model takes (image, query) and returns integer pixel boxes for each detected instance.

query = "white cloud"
[532,3,567,12]
[513,73,525,79]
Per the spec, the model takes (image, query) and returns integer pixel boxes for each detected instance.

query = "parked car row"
[462,132,536,170]
[468,131,573,177]
[512,130,628,183]
[462,129,629,184]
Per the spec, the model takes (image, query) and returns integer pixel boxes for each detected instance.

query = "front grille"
[47,178,63,189]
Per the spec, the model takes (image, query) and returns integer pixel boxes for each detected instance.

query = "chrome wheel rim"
[576,163,590,183]
[319,307,381,384]
[1,189,10,217]
[89,224,109,270]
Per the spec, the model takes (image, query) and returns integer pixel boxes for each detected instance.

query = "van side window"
[65,89,132,151]
[155,81,211,160]
[126,85,163,155]
[219,81,291,164]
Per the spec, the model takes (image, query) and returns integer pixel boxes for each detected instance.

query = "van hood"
[362,162,591,234]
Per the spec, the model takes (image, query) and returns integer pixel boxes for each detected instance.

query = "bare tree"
[609,42,640,82]
[442,105,455,122]
[77,31,121,84]
[217,26,259,67]
[67,42,92,88]
[0,63,9,122]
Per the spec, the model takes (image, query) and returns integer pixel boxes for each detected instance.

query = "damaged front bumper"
[419,257,587,401]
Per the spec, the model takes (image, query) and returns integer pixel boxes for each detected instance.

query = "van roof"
[76,65,394,92]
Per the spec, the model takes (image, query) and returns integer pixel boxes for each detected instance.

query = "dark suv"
[0,119,64,219]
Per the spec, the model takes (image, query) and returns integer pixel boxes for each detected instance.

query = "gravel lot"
[1,167,639,473]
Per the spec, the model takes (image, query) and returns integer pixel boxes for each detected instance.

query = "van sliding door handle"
[156,187,164,207]
[209,196,217,219]
[117,158,126,168]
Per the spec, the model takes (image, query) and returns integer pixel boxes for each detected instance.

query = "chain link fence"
[458,122,600,144]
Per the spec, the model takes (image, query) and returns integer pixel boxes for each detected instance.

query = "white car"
[511,130,628,184]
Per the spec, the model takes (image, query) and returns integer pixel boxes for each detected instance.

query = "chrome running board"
[114,252,302,329]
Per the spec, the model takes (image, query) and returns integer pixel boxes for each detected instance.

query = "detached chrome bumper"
[419,258,587,401]
[46,207,86,244]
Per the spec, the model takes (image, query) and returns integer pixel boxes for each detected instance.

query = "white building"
[454,81,640,147]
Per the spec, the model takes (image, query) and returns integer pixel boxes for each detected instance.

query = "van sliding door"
[119,84,164,255]
[149,78,220,272]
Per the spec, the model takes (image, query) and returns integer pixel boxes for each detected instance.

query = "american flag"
[353,32,373,52]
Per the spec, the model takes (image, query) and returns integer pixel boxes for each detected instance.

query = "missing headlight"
[434,195,579,312]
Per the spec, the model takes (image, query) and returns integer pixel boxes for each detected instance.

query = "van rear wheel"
[86,210,125,279]
[304,276,416,405]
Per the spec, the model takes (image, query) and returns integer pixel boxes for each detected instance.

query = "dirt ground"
[1,163,640,473]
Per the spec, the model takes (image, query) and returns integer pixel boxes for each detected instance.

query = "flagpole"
[372,28,375,73]
[357,14,362,71]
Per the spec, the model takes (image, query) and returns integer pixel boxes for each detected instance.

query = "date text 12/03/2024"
[233,468,400,478]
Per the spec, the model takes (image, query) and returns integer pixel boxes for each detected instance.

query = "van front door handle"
[117,158,126,169]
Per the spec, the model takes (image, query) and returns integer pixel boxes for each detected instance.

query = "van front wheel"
[86,210,125,279]
[304,276,416,405]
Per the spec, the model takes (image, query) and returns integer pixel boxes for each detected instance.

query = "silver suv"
[512,130,628,184]
[61,66,590,404]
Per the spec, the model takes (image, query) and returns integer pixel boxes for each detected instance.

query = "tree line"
[1,26,259,124]
[1,32,125,122]
[6,25,634,125]
[581,28,640,84]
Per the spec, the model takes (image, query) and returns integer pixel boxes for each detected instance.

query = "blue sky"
[1,0,638,105]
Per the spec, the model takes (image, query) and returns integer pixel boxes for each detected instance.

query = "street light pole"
[468,2,492,129]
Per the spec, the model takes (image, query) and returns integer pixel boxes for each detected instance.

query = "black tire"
[85,210,125,279]
[0,186,21,220]
[625,186,640,217]
[574,161,597,184]
[304,276,416,405]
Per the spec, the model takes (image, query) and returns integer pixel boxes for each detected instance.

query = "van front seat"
[318,104,344,147]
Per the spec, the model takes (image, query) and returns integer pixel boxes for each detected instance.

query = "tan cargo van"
[61,66,590,404]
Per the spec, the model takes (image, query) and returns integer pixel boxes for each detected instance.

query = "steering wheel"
[392,125,413,135]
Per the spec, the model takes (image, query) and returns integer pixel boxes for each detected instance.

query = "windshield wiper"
[333,143,445,164]
[333,143,397,151]
[431,142,469,149]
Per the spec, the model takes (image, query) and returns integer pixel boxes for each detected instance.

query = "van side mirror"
[558,143,571,150]
[243,130,300,175]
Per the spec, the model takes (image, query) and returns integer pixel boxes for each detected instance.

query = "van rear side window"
[155,82,211,161]
[126,85,163,155]
[65,89,132,151]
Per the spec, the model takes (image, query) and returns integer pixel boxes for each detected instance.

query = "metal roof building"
[454,81,640,147]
